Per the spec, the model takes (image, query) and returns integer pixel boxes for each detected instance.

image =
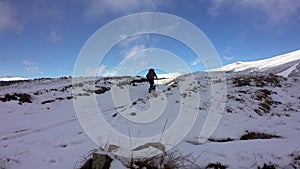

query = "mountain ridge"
[209,49,300,77]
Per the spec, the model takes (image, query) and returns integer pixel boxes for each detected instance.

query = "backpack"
[146,69,154,79]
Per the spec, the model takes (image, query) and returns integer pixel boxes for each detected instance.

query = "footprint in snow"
[48,158,60,164]
[14,129,29,133]
[54,143,68,148]
[70,139,85,145]
[129,112,136,116]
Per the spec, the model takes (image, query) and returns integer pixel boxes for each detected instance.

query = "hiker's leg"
[149,80,154,92]
[148,80,152,92]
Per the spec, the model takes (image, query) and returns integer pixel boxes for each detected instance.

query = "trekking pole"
[156,78,159,90]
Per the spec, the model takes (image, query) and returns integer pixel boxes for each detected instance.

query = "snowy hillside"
[1,51,300,168]
[211,49,300,77]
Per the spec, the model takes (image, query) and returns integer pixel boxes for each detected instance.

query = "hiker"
[146,68,158,93]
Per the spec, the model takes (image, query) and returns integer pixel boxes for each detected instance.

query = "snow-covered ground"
[1,50,300,169]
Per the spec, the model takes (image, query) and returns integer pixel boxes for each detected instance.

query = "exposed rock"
[92,154,112,169]
[80,153,112,169]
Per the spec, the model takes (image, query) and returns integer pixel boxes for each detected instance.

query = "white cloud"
[84,42,150,77]
[239,0,300,28]
[118,35,152,63]
[207,0,224,17]
[85,67,95,77]
[22,60,38,66]
[22,60,41,75]
[102,69,118,77]
[85,65,116,77]
[223,56,234,61]
[0,1,22,33]
[47,31,62,42]
[119,34,129,41]
[114,48,153,76]
[26,66,40,75]
[161,21,181,33]
[221,46,234,61]
[84,0,160,20]
[119,34,150,49]
[223,46,231,54]
[191,58,201,66]
[208,0,300,31]
[121,44,146,60]
[97,65,107,75]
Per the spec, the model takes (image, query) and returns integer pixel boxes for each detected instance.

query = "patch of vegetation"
[41,99,56,104]
[14,129,29,133]
[66,96,74,100]
[226,107,233,113]
[33,91,43,95]
[83,89,95,94]
[78,147,199,169]
[206,162,228,169]
[283,102,299,113]
[59,76,71,80]
[116,81,131,88]
[208,138,234,142]
[95,86,110,94]
[60,85,72,92]
[258,163,276,169]
[290,151,300,168]
[240,131,281,140]
[73,82,85,88]
[130,77,148,86]
[0,94,17,102]
[132,98,146,106]
[82,86,111,95]
[0,93,32,104]
[233,73,283,88]
[171,81,178,88]
[252,89,282,116]
[0,80,29,87]
[77,93,90,96]
[125,149,199,169]
[238,90,249,94]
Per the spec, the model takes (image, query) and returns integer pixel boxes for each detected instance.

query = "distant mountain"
[157,72,181,85]
[210,49,300,77]
[0,76,30,81]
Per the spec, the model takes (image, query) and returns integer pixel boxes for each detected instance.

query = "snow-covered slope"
[0,60,300,168]
[210,49,300,77]
[157,72,181,85]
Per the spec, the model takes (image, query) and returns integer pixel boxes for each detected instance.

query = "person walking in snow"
[146,68,158,93]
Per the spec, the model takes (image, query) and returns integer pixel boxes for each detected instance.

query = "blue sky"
[0,0,300,78]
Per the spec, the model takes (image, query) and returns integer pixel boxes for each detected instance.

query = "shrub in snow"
[205,162,228,169]
[0,93,32,104]
[123,148,199,169]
